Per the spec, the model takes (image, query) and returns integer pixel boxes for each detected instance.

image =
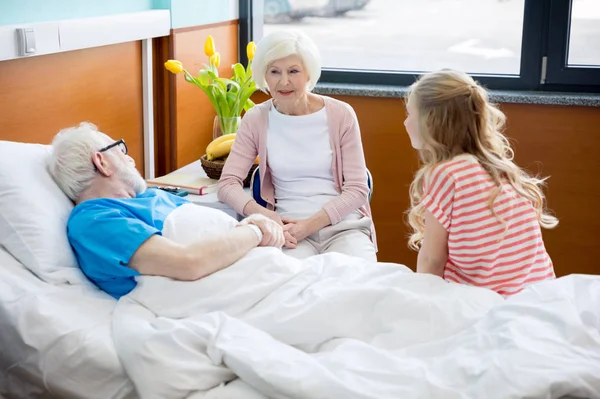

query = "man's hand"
[240,214,285,248]
[242,201,284,226]
[262,209,284,226]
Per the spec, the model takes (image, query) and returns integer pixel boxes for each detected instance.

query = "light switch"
[16,28,36,56]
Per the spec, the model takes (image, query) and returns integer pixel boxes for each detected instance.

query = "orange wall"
[170,21,239,169]
[0,42,145,170]
[345,98,600,278]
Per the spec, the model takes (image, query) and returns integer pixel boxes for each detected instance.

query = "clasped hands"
[261,210,316,249]
[241,211,316,250]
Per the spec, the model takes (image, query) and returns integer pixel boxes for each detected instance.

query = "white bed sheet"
[0,246,135,399]
[114,246,600,399]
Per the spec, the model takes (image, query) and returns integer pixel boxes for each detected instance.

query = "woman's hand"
[282,218,313,243]
[283,231,297,249]
[281,210,331,244]
[262,209,284,226]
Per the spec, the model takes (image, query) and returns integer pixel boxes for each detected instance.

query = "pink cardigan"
[217,96,377,249]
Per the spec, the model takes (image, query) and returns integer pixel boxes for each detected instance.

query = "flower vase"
[213,116,241,139]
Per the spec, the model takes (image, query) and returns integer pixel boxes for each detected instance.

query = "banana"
[207,138,235,160]
[206,133,236,157]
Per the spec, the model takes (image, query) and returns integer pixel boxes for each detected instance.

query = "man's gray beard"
[117,162,147,195]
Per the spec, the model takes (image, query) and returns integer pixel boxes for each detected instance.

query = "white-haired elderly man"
[218,29,377,262]
[49,122,285,299]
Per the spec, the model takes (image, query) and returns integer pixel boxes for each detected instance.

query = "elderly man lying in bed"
[48,122,293,299]
[47,123,600,399]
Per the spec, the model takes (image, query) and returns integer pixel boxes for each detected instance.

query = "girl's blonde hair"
[406,69,558,250]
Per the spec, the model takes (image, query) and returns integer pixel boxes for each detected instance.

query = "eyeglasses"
[99,139,128,155]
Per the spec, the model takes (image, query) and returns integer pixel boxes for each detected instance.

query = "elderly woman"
[218,29,377,261]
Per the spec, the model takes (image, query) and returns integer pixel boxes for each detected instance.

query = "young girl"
[404,69,558,297]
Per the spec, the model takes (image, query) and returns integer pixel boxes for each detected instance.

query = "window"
[240,0,600,92]
[545,0,600,89]
[567,0,600,67]
[265,0,526,75]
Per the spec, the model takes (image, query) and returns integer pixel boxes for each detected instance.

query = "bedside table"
[165,160,248,220]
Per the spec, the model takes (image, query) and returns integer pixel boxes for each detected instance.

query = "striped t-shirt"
[421,154,555,296]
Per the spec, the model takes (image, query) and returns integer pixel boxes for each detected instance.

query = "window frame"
[239,0,600,93]
[544,0,600,89]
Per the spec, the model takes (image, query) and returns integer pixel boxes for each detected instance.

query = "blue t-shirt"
[67,188,188,299]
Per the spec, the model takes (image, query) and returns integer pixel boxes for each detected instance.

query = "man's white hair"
[48,122,108,202]
[252,29,322,92]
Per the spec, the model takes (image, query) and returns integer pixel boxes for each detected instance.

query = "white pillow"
[0,141,86,284]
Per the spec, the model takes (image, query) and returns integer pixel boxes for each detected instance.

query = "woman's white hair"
[48,122,108,202]
[252,29,321,92]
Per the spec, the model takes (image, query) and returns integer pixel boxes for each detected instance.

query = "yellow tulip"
[246,41,256,61]
[210,52,221,68]
[164,60,183,74]
[204,35,216,57]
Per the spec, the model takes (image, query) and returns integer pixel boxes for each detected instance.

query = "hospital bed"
[0,141,135,398]
[0,140,270,398]
[1,139,599,398]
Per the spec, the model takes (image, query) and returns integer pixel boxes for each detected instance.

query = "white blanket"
[112,205,600,399]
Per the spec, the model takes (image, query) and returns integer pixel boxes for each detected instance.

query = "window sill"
[313,83,600,107]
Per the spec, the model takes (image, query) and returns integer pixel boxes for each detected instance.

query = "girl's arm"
[417,210,449,277]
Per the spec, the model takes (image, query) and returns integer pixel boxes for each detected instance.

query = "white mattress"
[0,246,135,399]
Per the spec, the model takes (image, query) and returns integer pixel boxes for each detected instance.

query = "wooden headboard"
[0,41,145,173]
